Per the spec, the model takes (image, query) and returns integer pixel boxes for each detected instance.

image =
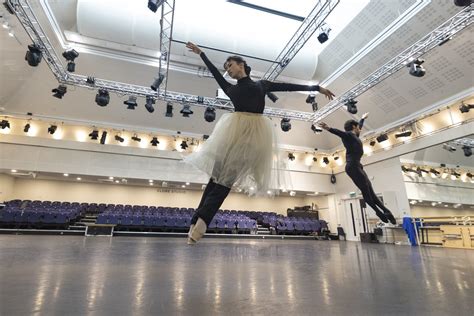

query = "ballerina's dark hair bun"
[224,55,251,75]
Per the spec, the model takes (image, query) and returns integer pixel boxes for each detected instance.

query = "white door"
[343,198,369,241]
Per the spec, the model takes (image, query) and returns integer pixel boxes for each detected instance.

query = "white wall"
[5,178,321,215]
[410,205,474,217]
[0,174,15,202]
[404,178,474,205]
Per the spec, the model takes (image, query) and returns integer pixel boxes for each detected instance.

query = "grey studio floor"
[0,236,473,316]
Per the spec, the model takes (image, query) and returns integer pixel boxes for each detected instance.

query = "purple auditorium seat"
[132,215,142,226]
[175,217,187,228]
[42,212,56,224]
[294,222,305,234]
[121,215,133,226]
[143,215,154,227]
[96,214,108,224]
[209,218,218,230]
[154,216,165,228]
[217,218,226,230]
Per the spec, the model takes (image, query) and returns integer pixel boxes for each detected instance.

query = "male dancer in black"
[319,114,397,224]
[185,42,335,243]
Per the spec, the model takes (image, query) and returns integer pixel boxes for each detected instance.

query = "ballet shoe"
[187,237,197,245]
[375,210,389,223]
[384,211,397,225]
[186,224,195,245]
[188,218,207,243]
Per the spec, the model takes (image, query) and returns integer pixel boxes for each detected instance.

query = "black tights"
[345,163,393,217]
[191,178,231,226]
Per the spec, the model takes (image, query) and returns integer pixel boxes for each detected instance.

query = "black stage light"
[345,99,358,114]
[311,124,322,133]
[0,120,10,129]
[323,157,330,165]
[288,153,295,161]
[267,92,278,103]
[145,96,155,113]
[150,137,159,146]
[376,134,388,143]
[318,32,328,44]
[52,85,67,99]
[204,106,216,122]
[48,125,57,134]
[24,123,30,133]
[124,96,138,110]
[197,96,204,104]
[151,73,165,91]
[131,135,141,142]
[89,130,99,140]
[100,131,107,144]
[95,89,110,107]
[312,102,318,111]
[148,0,165,12]
[430,168,440,176]
[395,131,412,138]
[165,102,173,117]
[312,157,317,162]
[454,0,473,7]
[25,44,42,67]
[86,76,95,85]
[180,140,188,150]
[306,95,316,104]
[62,49,79,72]
[281,118,291,132]
[459,103,473,113]
[203,135,209,140]
[180,104,193,117]
[370,140,376,146]
[115,135,124,143]
[408,58,426,77]
[462,146,472,157]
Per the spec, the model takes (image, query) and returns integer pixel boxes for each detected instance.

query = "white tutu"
[184,112,289,196]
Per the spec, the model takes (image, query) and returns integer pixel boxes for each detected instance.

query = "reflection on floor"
[0,236,473,315]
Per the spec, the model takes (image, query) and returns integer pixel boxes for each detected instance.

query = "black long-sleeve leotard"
[328,119,365,164]
[200,52,320,114]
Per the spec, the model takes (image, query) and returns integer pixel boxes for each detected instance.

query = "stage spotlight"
[131,135,141,142]
[430,168,440,177]
[1,120,10,129]
[454,0,472,7]
[180,140,189,150]
[369,140,376,146]
[462,146,472,157]
[317,25,331,44]
[124,96,138,110]
[311,124,322,133]
[180,104,193,117]
[306,95,316,104]
[150,137,159,146]
[148,0,165,12]
[89,130,99,140]
[145,96,155,113]
[345,99,358,114]
[48,125,57,134]
[52,85,67,99]
[408,58,426,77]
[95,89,110,107]
[24,123,30,133]
[281,118,291,132]
[100,131,107,144]
[395,131,412,138]
[86,76,95,85]
[150,73,165,91]
[376,134,388,143]
[267,92,278,103]
[115,135,124,143]
[165,102,173,117]
[323,157,330,165]
[204,106,216,122]
[442,144,456,152]
[312,157,317,162]
[25,44,42,67]
[459,103,473,113]
[288,153,295,161]
[62,49,79,72]
[203,135,209,140]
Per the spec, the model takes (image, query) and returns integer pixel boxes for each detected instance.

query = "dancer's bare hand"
[319,87,335,100]
[319,122,330,130]
[186,42,202,55]
[362,112,369,120]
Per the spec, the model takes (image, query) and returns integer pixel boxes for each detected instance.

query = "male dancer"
[319,113,396,224]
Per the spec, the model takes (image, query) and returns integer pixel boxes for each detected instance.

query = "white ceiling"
[0,0,473,151]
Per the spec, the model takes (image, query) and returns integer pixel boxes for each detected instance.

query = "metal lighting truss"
[452,138,474,148]
[8,0,314,121]
[156,0,175,95]
[311,5,474,123]
[261,0,339,81]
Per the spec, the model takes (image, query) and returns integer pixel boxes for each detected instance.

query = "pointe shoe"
[384,211,397,225]
[188,218,207,243]
[187,224,196,245]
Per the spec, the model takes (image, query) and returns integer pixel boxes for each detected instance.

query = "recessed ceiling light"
[149,179,154,183]
[63,173,69,177]
[185,182,190,185]
[11,169,17,173]
[181,185,186,188]
[115,180,120,183]
[109,176,114,180]
[77,177,81,180]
